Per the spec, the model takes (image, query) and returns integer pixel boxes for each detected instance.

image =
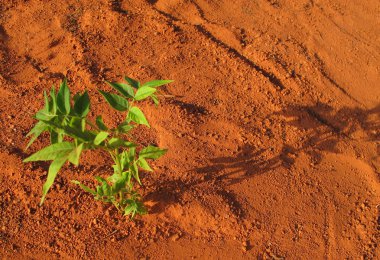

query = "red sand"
[0,0,379,258]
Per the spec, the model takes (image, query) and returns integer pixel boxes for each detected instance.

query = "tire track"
[148,1,285,91]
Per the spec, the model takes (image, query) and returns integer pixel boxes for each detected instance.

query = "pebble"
[171,233,180,241]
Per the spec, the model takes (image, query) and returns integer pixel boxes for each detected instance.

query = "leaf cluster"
[24,76,172,218]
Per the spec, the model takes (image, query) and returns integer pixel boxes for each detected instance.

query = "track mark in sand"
[195,24,285,91]
[315,3,375,52]
[313,53,364,107]
[149,0,285,91]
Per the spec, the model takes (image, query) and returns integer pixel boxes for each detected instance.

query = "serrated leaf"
[142,79,173,88]
[99,90,129,111]
[68,143,84,166]
[57,79,71,114]
[134,86,156,101]
[71,180,96,195]
[26,121,48,149]
[94,131,109,145]
[139,145,167,159]
[74,91,90,117]
[124,76,140,89]
[106,81,134,98]
[96,115,108,131]
[138,157,153,171]
[127,107,149,127]
[24,142,75,162]
[107,138,135,149]
[40,154,68,205]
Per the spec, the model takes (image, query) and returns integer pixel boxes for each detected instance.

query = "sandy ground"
[0,0,379,259]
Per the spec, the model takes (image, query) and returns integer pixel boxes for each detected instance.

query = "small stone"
[171,233,180,241]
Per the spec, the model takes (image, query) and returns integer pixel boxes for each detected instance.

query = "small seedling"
[24,76,172,218]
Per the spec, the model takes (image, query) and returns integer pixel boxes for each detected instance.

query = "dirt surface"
[0,0,379,259]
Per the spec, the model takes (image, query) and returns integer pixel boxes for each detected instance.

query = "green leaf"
[124,203,136,216]
[138,157,153,171]
[134,86,156,101]
[49,87,57,114]
[71,180,96,195]
[151,94,159,105]
[99,90,129,111]
[40,154,68,205]
[139,145,167,159]
[94,131,109,145]
[50,130,62,144]
[26,121,48,149]
[131,161,141,185]
[106,81,134,98]
[57,78,71,114]
[124,76,140,89]
[110,173,127,193]
[68,143,84,166]
[43,90,50,111]
[73,93,80,103]
[96,115,108,131]
[142,79,173,88]
[24,142,75,162]
[117,122,134,133]
[95,176,111,196]
[127,107,149,127]
[40,120,96,143]
[107,138,135,149]
[35,109,56,121]
[74,91,90,117]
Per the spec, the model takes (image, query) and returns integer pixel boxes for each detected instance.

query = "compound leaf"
[134,86,156,101]
[139,145,167,159]
[96,115,108,131]
[71,180,96,195]
[68,143,84,166]
[94,131,109,145]
[26,121,48,150]
[99,90,129,111]
[57,79,71,114]
[40,154,68,205]
[142,79,173,88]
[138,157,152,171]
[74,91,90,117]
[106,81,134,98]
[35,109,56,121]
[127,107,149,127]
[108,138,135,149]
[117,122,134,133]
[124,76,140,89]
[131,161,141,185]
[23,142,74,162]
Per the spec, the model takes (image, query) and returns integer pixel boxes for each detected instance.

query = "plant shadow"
[146,102,380,214]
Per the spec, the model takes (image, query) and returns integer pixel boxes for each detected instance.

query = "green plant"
[23,76,172,218]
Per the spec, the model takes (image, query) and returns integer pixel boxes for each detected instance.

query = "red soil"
[0,0,379,259]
